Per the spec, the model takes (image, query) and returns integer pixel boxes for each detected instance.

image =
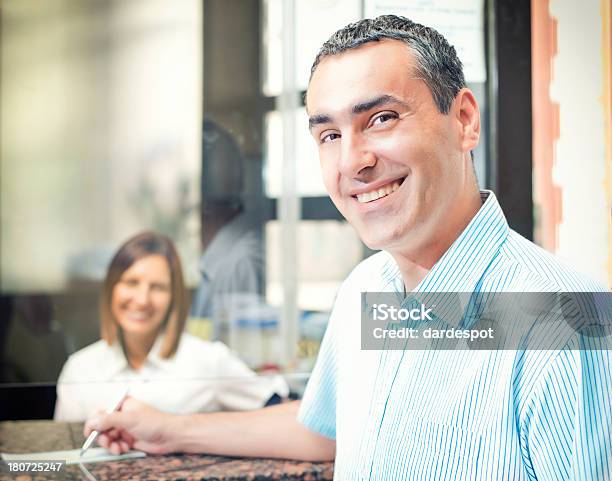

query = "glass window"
[1,0,493,418]
[1,0,202,397]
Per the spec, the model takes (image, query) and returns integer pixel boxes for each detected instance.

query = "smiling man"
[306,34,481,291]
[86,16,611,480]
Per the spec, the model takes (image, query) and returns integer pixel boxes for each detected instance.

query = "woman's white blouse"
[54,333,288,421]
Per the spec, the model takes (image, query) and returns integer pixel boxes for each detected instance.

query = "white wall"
[549,0,610,286]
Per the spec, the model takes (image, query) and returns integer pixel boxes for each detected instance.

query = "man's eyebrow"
[352,94,409,114]
[308,114,332,130]
[308,94,409,131]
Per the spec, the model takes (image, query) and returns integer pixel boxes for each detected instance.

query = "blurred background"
[1,0,610,419]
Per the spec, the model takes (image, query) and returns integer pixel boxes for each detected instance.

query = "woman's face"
[111,254,172,341]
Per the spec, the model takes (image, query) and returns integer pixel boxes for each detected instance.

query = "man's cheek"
[320,172,338,197]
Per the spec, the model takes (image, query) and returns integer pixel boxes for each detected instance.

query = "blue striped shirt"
[298,190,611,480]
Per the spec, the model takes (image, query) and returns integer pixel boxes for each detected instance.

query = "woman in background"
[55,231,287,421]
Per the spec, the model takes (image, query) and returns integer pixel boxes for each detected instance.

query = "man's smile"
[352,177,405,203]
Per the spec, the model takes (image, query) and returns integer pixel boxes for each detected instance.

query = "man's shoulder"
[228,227,263,253]
[498,230,607,291]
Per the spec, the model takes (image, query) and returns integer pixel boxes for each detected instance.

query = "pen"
[80,386,130,457]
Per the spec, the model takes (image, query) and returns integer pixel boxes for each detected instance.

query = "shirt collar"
[384,190,510,327]
[416,190,509,293]
[104,332,171,377]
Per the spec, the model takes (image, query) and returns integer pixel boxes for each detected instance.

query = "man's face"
[307,40,473,255]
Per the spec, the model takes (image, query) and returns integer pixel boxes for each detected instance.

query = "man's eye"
[370,112,398,127]
[320,132,341,144]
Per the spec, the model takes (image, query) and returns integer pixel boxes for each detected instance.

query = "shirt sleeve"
[298,300,338,440]
[519,336,612,481]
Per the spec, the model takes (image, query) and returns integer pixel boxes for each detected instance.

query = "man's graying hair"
[310,15,466,115]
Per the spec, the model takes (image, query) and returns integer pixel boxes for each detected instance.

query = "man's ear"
[454,88,480,153]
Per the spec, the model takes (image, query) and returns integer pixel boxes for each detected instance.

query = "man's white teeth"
[356,180,402,203]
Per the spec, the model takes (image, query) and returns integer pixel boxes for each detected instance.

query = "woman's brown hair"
[99,231,189,358]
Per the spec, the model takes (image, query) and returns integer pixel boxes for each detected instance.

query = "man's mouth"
[355,178,404,203]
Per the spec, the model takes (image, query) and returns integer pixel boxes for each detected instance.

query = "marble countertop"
[0,420,334,481]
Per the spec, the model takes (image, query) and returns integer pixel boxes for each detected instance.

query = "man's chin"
[359,232,395,252]
[358,226,420,254]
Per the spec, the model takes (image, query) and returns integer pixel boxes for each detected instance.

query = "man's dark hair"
[201,119,244,206]
[310,15,465,115]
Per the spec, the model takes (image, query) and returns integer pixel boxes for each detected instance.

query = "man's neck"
[392,188,483,292]
[200,208,240,251]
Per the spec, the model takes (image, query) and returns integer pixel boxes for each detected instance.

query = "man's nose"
[338,133,377,180]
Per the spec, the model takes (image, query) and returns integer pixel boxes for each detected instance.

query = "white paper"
[1,447,146,465]
[364,0,487,83]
